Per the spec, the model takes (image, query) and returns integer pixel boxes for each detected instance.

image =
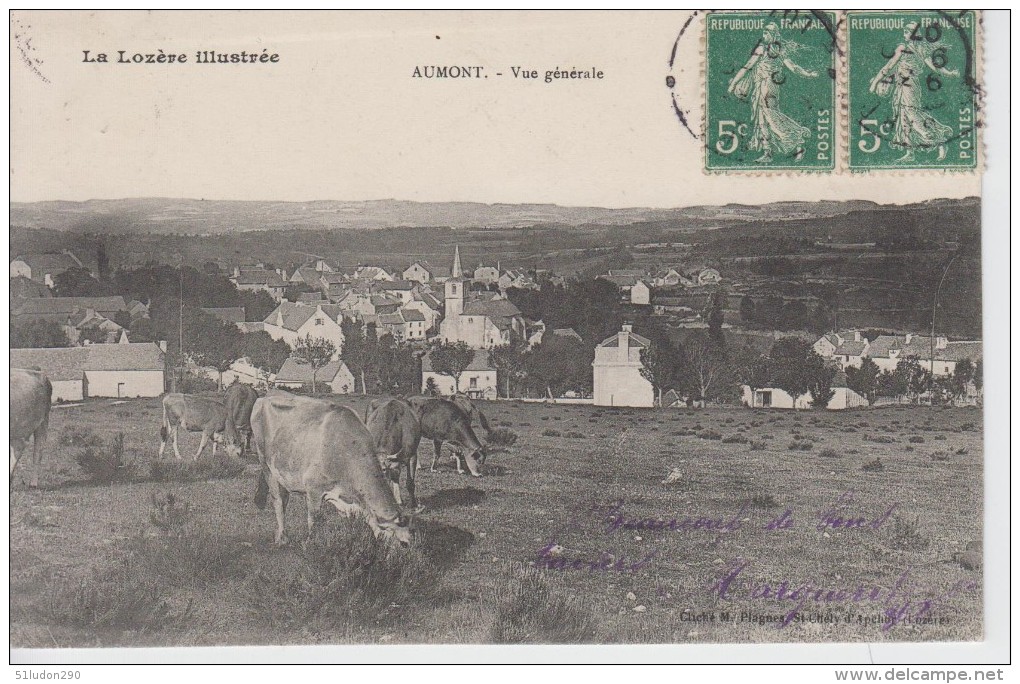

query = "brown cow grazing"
[366,398,423,511]
[160,393,242,461]
[224,383,259,452]
[251,394,412,547]
[10,368,52,488]
[408,397,486,477]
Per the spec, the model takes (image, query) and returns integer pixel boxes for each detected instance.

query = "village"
[10,241,982,410]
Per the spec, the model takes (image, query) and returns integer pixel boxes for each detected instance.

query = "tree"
[489,331,528,398]
[755,295,784,328]
[238,331,291,388]
[424,377,439,396]
[739,295,756,323]
[640,342,676,406]
[779,300,809,331]
[706,291,726,343]
[340,318,370,393]
[808,363,837,409]
[769,338,827,407]
[428,341,476,395]
[973,359,983,393]
[52,267,107,297]
[524,335,592,398]
[845,358,879,403]
[293,335,337,394]
[895,357,931,404]
[184,309,245,389]
[876,369,908,400]
[680,334,730,403]
[11,318,69,348]
[950,358,975,401]
[374,337,419,394]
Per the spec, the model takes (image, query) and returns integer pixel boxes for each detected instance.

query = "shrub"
[541,429,562,438]
[149,491,191,535]
[490,564,600,643]
[866,435,896,444]
[698,429,723,440]
[929,450,951,462]
[787,440,814,451]
[132,531,247,589]
[819,448,839,459]
[563,431,586,439]
[960,422,977,432]
[934,434,947,441]
[908,436,925,444]
[59,425,102,449]
[748,440,766,451]
[885,514,930,552]
[41,556,191,635]
[749,492,778,508]
[721,434,749,444]
[955,447,970,456]
[486,427,518,447]
[862,457,884,472]
[246,516,442,631]
[75,432,135,483]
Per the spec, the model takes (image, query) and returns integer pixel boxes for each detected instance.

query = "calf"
[160,393,241,460]
[366,397,423,511]
[408,397,486,477]
[224,383,259,453]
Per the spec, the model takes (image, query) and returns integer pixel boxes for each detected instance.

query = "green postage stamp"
[704,11,837,172]
[846,11,980,171]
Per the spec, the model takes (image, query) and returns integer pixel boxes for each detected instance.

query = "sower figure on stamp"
[869,22,959,164]
[727,22,818,164]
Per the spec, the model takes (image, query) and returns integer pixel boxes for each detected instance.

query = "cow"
[251,394,412,547]
[224,383,259,453]
[365,397,423,511]
[10,368,52,488]
[159,393,242,461]
[407,397,486,477]
[450,393,494,439]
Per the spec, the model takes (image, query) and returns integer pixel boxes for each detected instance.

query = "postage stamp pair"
[703,10,980,172]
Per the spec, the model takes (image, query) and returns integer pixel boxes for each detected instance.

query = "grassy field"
[10,396,983,647]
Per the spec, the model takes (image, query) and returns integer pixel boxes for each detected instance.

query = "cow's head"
[223,440,243,460]
[376,515,414,547]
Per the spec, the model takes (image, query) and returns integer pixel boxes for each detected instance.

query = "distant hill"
[7,197,933,236]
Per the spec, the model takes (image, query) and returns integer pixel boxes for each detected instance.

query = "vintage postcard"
[8,10,1006,665]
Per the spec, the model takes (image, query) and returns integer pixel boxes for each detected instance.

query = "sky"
[10,10,982,207]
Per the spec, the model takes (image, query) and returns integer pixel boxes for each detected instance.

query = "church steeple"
[452,245,463,279]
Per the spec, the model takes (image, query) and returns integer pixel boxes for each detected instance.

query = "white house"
[10,251,84,286]
[473,264,500,286]
[10,342,166,401]
[421,349,497,399]
[740,371,868,410]
[231,268,288,301]
[196,357,274,388]
[373,280,416,305]
[630,280,651,306]
[403,261,433,284]
[866,334,982,377]
[352,266,394,282]
[814,331,869,369]
[273,358,355,394]
[592,324,654,407]
[262,302,345,352]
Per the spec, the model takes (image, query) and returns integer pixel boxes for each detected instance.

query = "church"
[439,246,526,349]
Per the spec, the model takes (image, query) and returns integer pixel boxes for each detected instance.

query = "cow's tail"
[254,468,269,509]
[160,400,169,442]
[475,406,493,437]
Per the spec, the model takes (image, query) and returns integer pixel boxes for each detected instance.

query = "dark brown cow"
[450,393,494,438]
[10,368,52,487]
[251,394,412,546]
[160,393,241,460]
[366,398,423,511]
[408,397,486,477]
[224,383,259,452]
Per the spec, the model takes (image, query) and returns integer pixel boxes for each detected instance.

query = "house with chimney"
[866,334,982,377]
[741,370,869,410]
[272,357,355,394]
[421,349,497,399]
[352,266,395,282]
[592,324,654,407]
[813,330,870,369]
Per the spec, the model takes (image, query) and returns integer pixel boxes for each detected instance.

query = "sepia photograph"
[7,9,1008,669]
